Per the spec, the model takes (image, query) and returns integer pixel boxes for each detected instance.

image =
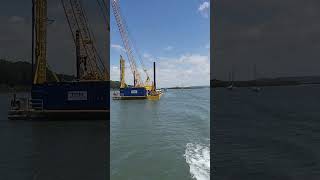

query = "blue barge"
[112,87,147,100]
[7,1,110,120]
[8,81,109,120]
[120,87,146,97]
[32,81,109,110]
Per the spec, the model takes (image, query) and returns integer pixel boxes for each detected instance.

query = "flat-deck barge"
[8,81,109,120]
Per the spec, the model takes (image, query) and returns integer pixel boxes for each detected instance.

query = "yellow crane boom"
[33,0,47,84]
[120,55,126,88]
[33,0,59,84]
[61,0,108,81]
[111,0,146,87]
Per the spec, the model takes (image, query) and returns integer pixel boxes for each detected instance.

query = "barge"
[112,59,162,101]
[8,81,109,120]
[7,0,110,120]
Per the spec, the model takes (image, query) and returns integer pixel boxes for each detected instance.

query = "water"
[111,88,210,180]
[214,85,320,179]
[0,92,108,180]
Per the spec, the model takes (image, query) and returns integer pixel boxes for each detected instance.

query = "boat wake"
[184,143,210,180]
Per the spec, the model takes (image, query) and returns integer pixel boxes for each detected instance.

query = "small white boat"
[227,67,236,90]
[250,86,261,92]
[227,84,234,90]
[251,64,262,92]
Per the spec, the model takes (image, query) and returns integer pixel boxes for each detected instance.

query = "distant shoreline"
[211,77,320,88]
[167,86,209,89]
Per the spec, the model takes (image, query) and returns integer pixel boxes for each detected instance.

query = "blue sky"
[110,0,210,88]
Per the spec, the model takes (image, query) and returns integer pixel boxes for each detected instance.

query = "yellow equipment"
[120,55,126,88]
[33,0,109,84]
[111,0,152,88]
[33,0,60,84]
[61,0,109,81]
[147,61,162,100]
[33,0,47,84]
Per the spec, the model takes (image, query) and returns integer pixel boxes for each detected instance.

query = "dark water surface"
[214,85,320,179]
[111,88,210,180]
[0,93,108,180]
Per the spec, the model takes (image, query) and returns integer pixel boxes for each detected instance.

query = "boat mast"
[231,65,235,85]
[153,62,156,90]
[31,0,35,85]
[253,64,257,81]
[253,64,257,86]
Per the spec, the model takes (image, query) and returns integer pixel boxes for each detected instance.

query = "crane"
[32,0,109,84]
[61,0,109,81]
[120,55,126,88]
[111,0,151,88]
[33,0,59,84]
[33,0,47,84]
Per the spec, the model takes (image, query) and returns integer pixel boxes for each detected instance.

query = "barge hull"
[8,81,110,120]
[112,96,146,100]
[32,81,110,110]
[8,109,109,120]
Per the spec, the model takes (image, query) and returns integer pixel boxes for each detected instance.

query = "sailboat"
[227,68,235,90]
[250,64,261,92]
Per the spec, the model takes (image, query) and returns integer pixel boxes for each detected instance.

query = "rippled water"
[0,92,108,180]
[214,85,320,179]
[111,88,210,180]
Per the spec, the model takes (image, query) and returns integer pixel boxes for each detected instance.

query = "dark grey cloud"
[0,1,108,75]
[213,0,320,80]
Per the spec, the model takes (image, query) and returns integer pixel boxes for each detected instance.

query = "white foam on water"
[184,143,210,180]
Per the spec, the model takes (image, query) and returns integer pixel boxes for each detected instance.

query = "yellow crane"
[33,0,59,84]
[120,55,126,88]
[33,0,109,84]
[111,0,152,88]
[33,0,47,84]
[61,0,108,81]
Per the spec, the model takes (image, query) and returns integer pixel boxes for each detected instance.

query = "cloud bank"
[198,1,210,18]
[111,52,210,88]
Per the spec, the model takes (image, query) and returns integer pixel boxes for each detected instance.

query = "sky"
[3,0,320,84]
[0,1,108,77]
[213,0,320,81]
[110,0,210,88]
[0,0,209,88]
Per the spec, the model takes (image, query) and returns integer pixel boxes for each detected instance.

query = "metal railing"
[30,99,44,111]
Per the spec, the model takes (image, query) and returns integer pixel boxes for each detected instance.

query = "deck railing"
[30,99,43,111]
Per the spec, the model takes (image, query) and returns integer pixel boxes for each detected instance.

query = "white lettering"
[68,91,87,101]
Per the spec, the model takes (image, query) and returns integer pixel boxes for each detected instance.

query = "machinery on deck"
[33,0,60,84]
[120,55,126,88]
[111,0,161,100]
[61,0,108,80]
[8,0,110,120]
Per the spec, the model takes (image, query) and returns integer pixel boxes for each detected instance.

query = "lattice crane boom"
[33,0,47,84]
[61,0,108,80]
[111,0,145,87]
[120,55,126,88]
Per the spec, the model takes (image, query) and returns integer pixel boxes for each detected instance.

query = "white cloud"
[198,1,210,18]
[8,16,25,24]
[157,54,210,87]
[111,44,126,52]
[205,43,210,49]
[110,62,142,85]
[198,1,210,12]
[110,65,120,81]
[111,53,210,88]
[164,46,174,51]
[142,52,157,63]
[143,53,151,58]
